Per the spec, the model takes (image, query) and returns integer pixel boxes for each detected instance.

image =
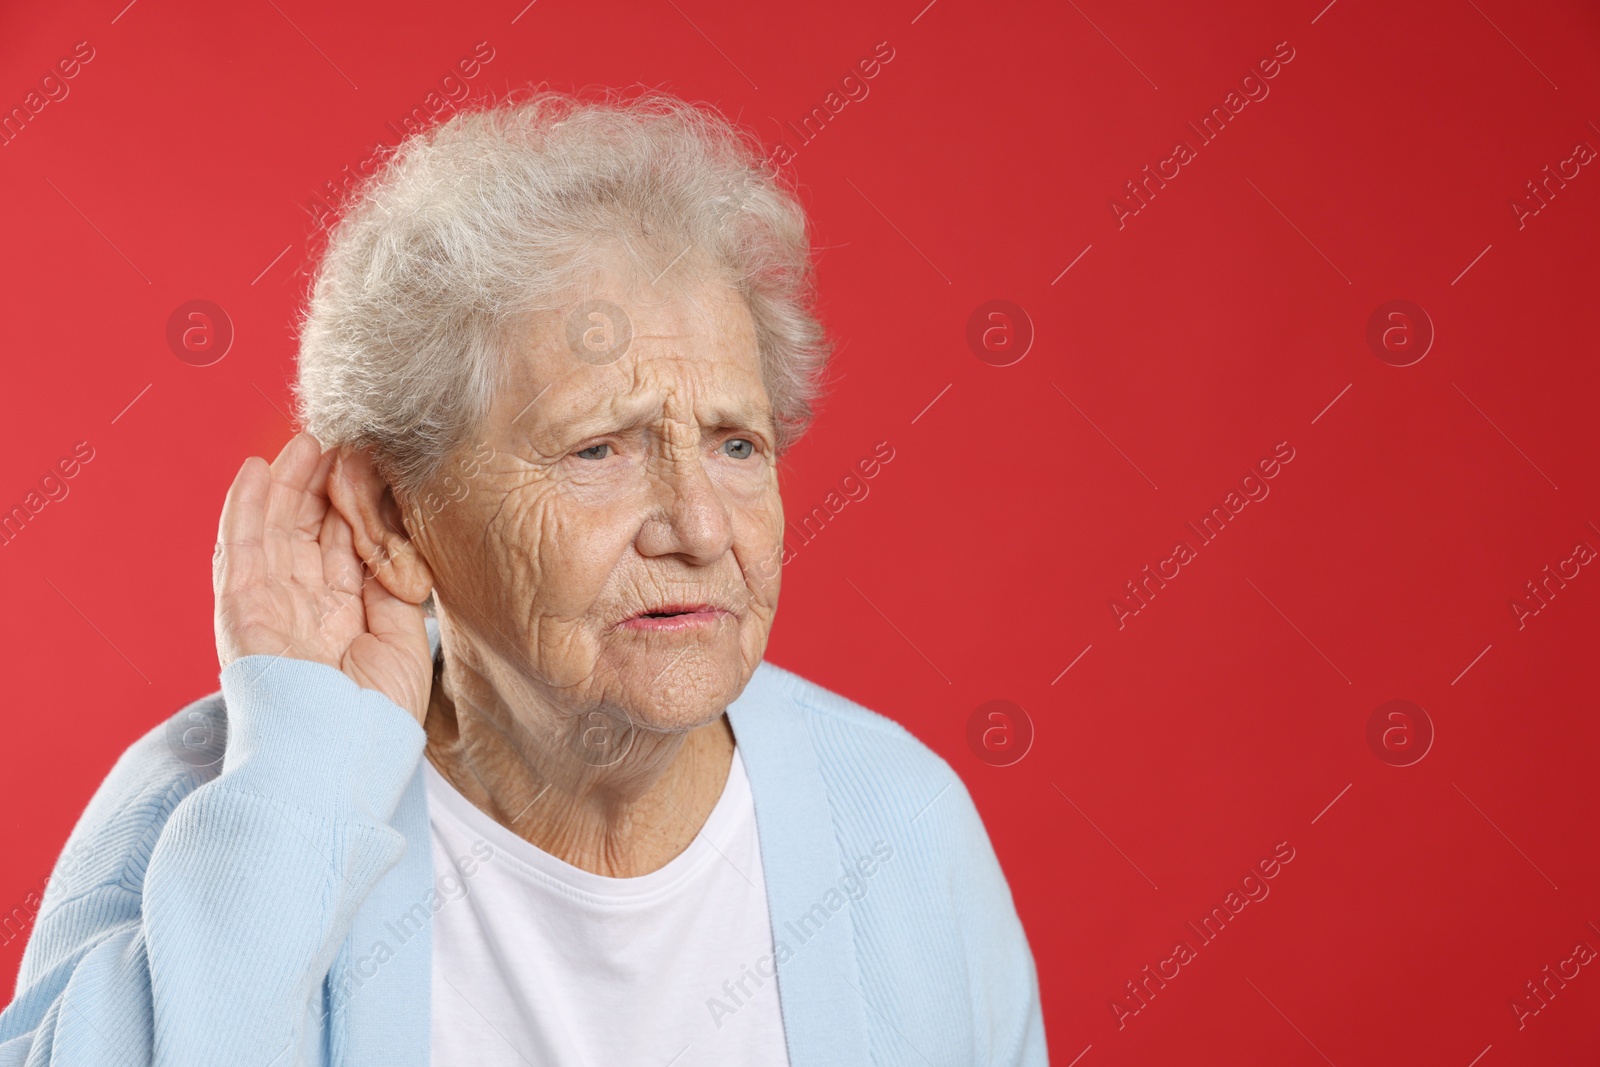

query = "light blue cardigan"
[1,618,1046,1065]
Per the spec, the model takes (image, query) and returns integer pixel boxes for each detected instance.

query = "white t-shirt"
[423,747,791,1067]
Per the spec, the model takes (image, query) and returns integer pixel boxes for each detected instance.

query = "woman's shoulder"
[739,660,972,828]
[746,659,949,751]
[39,693,229,913]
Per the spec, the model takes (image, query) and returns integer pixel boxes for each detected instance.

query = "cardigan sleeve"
[945,775,1050,1066]
[0,654,426,1067]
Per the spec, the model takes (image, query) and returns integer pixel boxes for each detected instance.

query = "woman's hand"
[213,432,434,724]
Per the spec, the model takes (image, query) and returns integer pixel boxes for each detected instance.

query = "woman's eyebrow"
[534,388,773,433]
[698,402,776,437]
[524,387,657,437]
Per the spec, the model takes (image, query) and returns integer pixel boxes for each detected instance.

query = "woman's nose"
[635,452,734,564]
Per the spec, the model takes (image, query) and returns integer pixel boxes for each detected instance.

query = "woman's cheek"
[711,454,775,498]
[527,492,643,600]
[733,503,785,602]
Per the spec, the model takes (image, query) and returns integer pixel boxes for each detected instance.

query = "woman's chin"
[600,656,749,734]
[622,681,741,733]
[592,628,752,712]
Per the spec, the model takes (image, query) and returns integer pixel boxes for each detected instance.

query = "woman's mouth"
[619,604,731,632]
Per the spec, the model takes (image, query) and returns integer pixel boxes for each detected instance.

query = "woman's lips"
[619,604,732,632]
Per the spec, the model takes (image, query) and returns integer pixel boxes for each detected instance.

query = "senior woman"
[0,92,1044,1066]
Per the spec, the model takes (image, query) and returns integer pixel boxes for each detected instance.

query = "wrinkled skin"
[414,267,783,738]
[215,263,786,875]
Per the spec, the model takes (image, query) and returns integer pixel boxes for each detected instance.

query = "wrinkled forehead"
[491,270,772,443]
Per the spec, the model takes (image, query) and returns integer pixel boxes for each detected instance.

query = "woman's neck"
[420,641,735,877]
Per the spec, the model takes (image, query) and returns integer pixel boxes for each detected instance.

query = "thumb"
[345,575,432,723]
[363,569,430,654]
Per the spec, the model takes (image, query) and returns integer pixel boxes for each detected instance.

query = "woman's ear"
[327,447,435,605]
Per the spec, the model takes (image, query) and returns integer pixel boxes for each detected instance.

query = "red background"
[3,0,1599,1062]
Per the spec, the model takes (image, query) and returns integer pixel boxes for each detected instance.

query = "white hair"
[293,88,831,495]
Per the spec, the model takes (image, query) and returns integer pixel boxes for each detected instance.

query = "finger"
[290,447,337,587]
[293,447,337,536]
[318,503,365,597]
[263,432,323,579]
[214,455,272,597]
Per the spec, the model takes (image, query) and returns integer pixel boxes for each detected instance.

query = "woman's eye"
[575,443,612,460]
[721,438,755,459]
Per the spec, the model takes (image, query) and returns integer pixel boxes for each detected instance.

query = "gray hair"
[292,88,831,496]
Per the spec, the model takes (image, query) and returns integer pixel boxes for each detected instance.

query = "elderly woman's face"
[410,270,783,732]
